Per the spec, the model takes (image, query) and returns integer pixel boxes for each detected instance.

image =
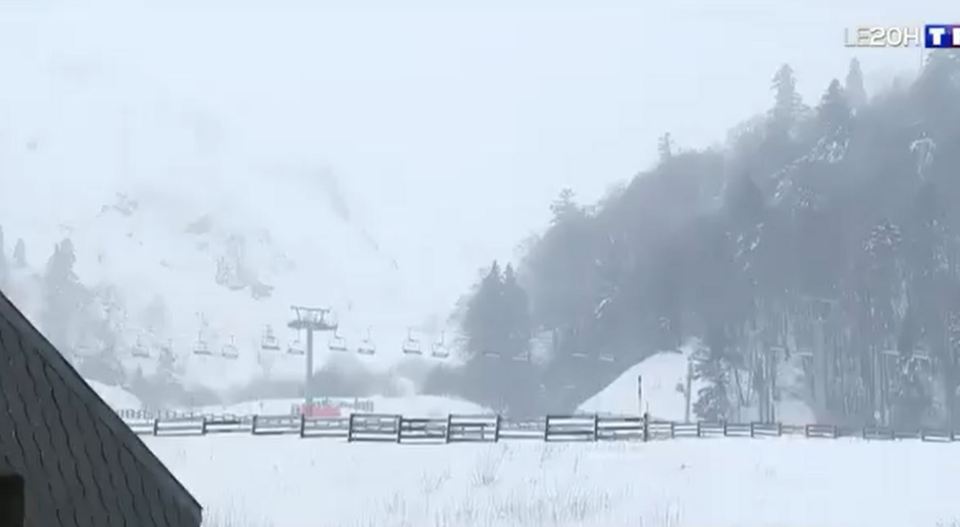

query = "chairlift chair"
[221,336,239,360]
[598,353,615,363]
[261,325,281,351]
[193,332,212,356]
[132,337,150,359]
[430,332,450,359]
[482,349,501,359]
[401,328,422,356]
[287,336,306,356]
[511,349,531,362]
[319,309,339,331]
[357,329,376,356]
[571,350,589,359]
[328,327,348,352]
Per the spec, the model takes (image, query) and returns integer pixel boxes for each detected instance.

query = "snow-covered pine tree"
[844,58,867,110]
[13,238,26,268]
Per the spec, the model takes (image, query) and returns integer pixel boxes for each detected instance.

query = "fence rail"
[122,411,960,445]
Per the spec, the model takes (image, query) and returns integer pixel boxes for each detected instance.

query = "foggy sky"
[0,0,953,318]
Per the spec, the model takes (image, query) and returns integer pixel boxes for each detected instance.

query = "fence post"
[669,421,675,439]
[299,414,307,438]
[776,422,782,437]
[201,417,208,436]
[642,412,649,442]
[593,414,600,441]
[494,414,501,442]
[251,415,259,435]
[723,420,729,437]
[445,414,453,444]
[696,421,701,438]
[347,414,355,443]
[804,424,811,438]
[152,418,159,436]
[396,416,403,443]
[750,422,756,438]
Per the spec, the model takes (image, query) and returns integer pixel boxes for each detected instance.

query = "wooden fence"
[122,412,960,444]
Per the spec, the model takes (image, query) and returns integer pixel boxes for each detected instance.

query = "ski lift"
[261,325,280,351]
[402,328,422,356]
[571,350,589,360]
[598,353,615,363]
[287,333,305,356]
[221,336,239,360]
[289,306,339,331]
[482,349,501,359]
[328,327,348,352]
[193,332,212,356]
[430,332,450,359]
[357,328,376,356]
[132,337,150,358]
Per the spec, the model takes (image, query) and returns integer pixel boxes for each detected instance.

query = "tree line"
[435,52,960,428]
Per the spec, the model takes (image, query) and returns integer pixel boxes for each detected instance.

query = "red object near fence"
[292,403,342,417]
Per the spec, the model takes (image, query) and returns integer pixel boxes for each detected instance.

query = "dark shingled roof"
[0,290,202,527]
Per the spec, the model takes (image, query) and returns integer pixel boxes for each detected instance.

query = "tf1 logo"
[925,25,960,48]
[844,25,960,48]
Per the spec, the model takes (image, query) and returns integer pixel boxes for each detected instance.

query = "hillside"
[443,52,960,424]
[0,58,470,394]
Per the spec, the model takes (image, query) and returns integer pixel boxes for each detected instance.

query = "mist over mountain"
[445,52,960,426]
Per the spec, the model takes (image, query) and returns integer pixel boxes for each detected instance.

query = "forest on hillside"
[431,51,960,428]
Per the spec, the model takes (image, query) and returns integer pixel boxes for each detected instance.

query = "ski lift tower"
[287,306,338,407]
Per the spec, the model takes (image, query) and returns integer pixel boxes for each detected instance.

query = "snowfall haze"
[3,2,960,525]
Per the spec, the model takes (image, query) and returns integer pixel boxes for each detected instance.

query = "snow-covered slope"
[578,347,705,420]
[0,45,465,393]
[145,435,960,527]
[86,380,142,411]
[579,344,815,423]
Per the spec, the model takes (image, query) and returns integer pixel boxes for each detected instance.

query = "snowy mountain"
[0,53,462,393]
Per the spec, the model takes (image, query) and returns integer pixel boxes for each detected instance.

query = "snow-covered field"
[146,435,960,527]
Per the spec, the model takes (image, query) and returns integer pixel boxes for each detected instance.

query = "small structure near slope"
[0,291,201,527]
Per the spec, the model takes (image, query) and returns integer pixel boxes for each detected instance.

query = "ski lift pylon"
[328,327,348,352]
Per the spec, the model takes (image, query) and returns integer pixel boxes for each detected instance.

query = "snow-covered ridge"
[0,53,468,392]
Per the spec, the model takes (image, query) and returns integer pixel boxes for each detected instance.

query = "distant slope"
[0,57,462,393]
[579,343,815,423]
[578,348,703,420]
[86,380,142,411]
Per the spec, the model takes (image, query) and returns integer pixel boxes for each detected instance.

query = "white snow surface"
[85,380,142,410]
[579,347,816,423]
[145,435,960,527]
[578,350,700,420]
